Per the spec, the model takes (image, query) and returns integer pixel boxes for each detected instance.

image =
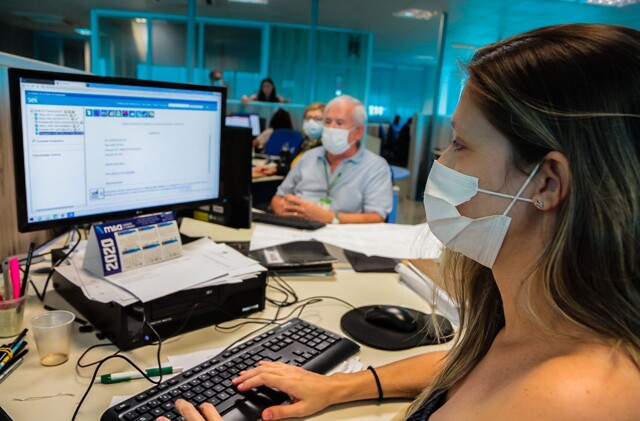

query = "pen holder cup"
[30,310,75,366]
[0,287,27,338]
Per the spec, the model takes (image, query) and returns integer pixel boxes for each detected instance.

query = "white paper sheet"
[103,239,230,302]
[250,222,443,259]
[249,223,316,251]
[56,239,266,304]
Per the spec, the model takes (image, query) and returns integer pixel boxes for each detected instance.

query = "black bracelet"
[367,366,383,401]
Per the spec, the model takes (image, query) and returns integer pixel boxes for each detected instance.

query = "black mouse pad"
[340,305,454,351]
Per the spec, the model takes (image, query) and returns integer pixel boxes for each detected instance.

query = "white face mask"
[322,127,352,155]
[303,120,323,140]
[423,160,540,268]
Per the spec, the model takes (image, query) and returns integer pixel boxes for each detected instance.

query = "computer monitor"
[8,68,226,233]
[226,113,261,136]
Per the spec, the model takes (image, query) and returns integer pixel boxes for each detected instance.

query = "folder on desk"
[343,249,399,273]
[249,241,336,274]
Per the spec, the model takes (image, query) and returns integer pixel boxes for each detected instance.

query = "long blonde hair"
[409,23,640,416]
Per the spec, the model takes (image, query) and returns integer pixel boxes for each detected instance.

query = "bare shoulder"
[506,344,640,420]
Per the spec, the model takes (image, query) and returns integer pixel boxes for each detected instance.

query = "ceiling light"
[584,0,638,6]
[451,43,477,50]
[393,8,438,21]
[229,0,269,4]
[75,28,91,36]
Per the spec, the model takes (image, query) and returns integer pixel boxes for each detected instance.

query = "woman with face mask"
[254,102,326,177]
[162,24,640,421]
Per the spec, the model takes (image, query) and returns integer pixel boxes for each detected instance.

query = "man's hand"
[279,194,333,223]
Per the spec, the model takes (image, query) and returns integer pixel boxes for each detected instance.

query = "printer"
[53,270,266,351]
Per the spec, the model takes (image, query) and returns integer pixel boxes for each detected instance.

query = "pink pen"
[9,258,21,299]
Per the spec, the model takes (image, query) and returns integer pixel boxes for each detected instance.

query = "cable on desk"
[30,227,82,303]
[71,315,165,421]
[266,270,298,307]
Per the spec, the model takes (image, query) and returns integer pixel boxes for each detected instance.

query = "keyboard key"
[114,403,130,413]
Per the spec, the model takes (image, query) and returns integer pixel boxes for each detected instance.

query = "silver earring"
[535,199,544,208]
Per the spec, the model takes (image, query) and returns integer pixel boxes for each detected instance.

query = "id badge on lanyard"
[319,197,332,210]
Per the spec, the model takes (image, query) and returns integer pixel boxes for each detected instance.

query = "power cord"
[30,227,82,303]
[71,318,164,421]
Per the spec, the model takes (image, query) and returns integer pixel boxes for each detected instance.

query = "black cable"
[71,354,164,421]
[30,227,82,303]
[71,315,165,420]
[265,270,299,307]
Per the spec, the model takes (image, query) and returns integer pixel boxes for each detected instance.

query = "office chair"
[263,129,304,156]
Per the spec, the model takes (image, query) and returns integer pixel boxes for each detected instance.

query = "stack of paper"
[55,238,266,305]
[250,222,443,260]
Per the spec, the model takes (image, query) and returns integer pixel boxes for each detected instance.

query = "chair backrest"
[263,129,305,156]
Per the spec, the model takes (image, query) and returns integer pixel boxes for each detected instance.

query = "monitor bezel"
[8,67,227,233]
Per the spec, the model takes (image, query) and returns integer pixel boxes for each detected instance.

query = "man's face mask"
[423,161,540,268]
[322,127,353,155]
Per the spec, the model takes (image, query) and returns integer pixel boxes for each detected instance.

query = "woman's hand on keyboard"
[232,361,337,420]
[156,399,222,421]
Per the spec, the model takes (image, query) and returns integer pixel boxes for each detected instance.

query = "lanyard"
[323,159,351,197]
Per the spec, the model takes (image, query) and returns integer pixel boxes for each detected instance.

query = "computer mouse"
[364,305,417,333]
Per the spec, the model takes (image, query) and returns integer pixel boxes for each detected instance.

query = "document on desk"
[56,242,139,306]
[313,223,442,259]
[186,242,266,289]
[249,224,316,251]
[251,222,442,259]
[104,238,264,302]
[55,239,265,305]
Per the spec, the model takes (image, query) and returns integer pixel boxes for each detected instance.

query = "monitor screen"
[8,68,226,233]
[227,113,261,136]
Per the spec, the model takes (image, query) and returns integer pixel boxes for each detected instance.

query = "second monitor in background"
[225,113,262,137]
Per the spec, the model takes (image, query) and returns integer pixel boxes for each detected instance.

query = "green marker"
[96,366,183,384]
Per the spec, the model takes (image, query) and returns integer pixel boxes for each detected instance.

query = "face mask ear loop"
[502,162,541,216]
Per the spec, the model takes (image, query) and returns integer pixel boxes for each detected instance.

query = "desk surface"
[1,220,447,421]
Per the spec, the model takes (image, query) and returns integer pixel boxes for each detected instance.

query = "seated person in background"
[241,77,286,105]
[253,108,293,150]
[253,102,326,176]
[270,95,392,224]
[209,70,229,89]
[161,23,640,421]
[298,101,326,153]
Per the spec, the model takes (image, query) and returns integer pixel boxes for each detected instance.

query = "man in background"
[270,95,392,224]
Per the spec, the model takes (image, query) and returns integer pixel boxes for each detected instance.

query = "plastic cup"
[30,310,75,366]
[0,287,27,338]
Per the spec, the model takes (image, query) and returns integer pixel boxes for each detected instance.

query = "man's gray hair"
[325,94,367,128]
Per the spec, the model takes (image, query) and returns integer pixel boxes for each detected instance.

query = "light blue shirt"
[276,146,393,218]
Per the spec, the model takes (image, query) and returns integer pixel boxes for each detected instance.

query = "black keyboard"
[100,319,359,421]
[252,212,326,230]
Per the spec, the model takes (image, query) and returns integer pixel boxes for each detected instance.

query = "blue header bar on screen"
[24,91,219,111]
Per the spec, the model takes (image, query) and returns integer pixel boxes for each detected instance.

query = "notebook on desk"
[249,241,336,274]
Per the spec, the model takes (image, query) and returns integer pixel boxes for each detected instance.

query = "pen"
[0,347,28,377]
[8,258,21,300]
[0,328,27,362]
[95,366,183,384]
[20,242,35,297]
[0,353,26,384]
[0,338,27,370]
